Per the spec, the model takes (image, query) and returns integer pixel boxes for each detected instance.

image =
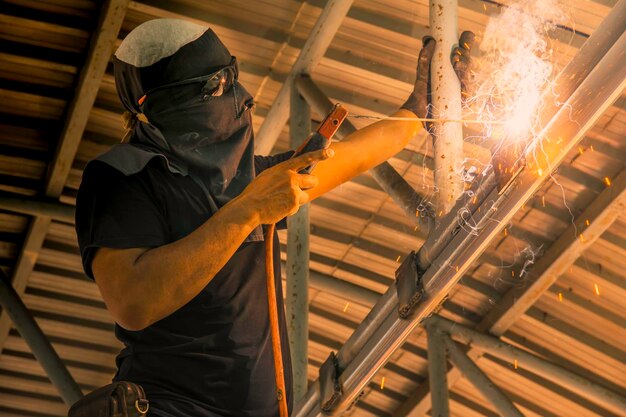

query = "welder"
[74,18,473,417]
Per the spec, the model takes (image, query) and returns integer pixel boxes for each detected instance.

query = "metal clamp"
[491,147,526,195]
[319,351,343,413]
[396,251,427,319]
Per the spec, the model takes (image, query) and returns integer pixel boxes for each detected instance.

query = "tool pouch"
[68,381,149,417]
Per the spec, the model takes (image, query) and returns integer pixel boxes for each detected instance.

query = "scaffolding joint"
[396,251,427,319]
[319,351,343,414]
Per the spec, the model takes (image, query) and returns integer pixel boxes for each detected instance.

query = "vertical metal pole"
[426,320,450,417]
[287,79,312,401]
[0,270,83,405]
[430,0,464,214]
[444,337,524,417]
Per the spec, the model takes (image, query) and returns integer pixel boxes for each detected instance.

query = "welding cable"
[264,222,289,417]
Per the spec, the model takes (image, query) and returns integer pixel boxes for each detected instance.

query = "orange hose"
[264,223,289,417]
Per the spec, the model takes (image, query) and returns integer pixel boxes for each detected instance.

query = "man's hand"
[239,148,334,224]
[401,31,476,124]
[401,36,435,121]
[452,31,476,99]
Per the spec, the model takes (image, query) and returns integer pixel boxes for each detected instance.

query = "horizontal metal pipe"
[0,193,75,224]
[444,337,524,417]
[303,267,379,307]
[0,271,83,405]
[430,315,626,416]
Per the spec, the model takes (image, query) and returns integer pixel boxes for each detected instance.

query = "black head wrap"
[96,18,262,240]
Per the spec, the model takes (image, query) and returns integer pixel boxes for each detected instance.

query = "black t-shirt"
[75,152,293,417]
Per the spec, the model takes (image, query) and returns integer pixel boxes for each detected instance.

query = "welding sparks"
[558,292,563,302]
[604,177,611,187]
[514,359,519,369]
[343,302,350,313]
[594,284,600,296]
[467,0,565,155]
[380,377,386,390]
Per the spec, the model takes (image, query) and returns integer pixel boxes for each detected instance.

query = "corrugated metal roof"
[0,0,624,416]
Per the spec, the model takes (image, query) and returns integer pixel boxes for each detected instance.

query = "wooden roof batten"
[0,0,129,366]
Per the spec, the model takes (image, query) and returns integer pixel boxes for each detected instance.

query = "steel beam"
[254,0,354,155]
[430,0,464,214]
[431,315,626,415]
[295,11,626,416]
[294,74,432,229]
[287,81,312,401]
[426,321,450,417]
[443,337,524,417]
[0,270,82,405]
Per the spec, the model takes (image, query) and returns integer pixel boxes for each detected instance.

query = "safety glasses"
[138,56,239,105]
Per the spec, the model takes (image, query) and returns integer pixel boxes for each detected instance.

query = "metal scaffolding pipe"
[301,267,379,307]
[294,15,626,417]
[426,321,450,417]
[430,315,626,416]
[0,270,83,405]
[0,193,75,224]
[430,0,464,214]
[255,0,354,155]
[287,83,312,401]
[294,74,431,229]
[443,337,524,417]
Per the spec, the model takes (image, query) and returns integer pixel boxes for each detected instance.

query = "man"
[76,18,472,417]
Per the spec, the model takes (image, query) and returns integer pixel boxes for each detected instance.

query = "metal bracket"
[319,351,343,413]
[396,251,427,319]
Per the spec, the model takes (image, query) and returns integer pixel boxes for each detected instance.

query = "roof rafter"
[0,0,129,355]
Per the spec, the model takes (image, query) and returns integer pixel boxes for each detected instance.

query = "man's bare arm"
[92,149,332,331]
[306,108,422,201]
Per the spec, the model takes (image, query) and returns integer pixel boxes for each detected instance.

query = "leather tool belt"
[68,381,149,417]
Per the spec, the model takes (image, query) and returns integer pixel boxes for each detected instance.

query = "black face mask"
[142,79,256,206]
[108,19,264,240]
